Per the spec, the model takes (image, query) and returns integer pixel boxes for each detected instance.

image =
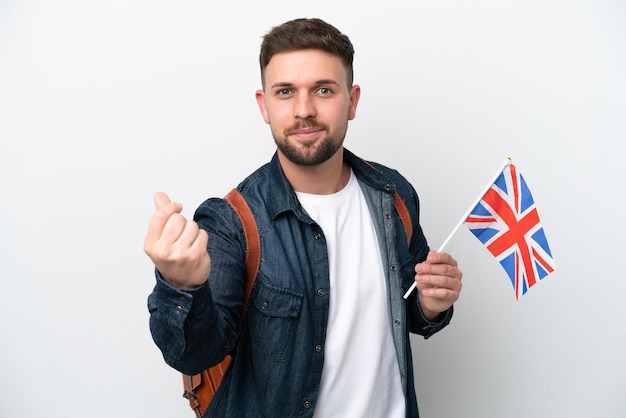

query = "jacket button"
[303,400,312,408]
[317,288,325,296]
[315,344,322,352]
[314,233,321,240]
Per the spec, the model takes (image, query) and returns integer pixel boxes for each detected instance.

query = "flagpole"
[402,157,512,300]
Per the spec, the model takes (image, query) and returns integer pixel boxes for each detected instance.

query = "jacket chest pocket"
[246,278,303,362]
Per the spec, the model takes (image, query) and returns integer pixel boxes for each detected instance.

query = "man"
[145,18,462,418]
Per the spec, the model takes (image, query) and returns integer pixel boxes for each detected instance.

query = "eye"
[317,87,332,95]
[277,88,292,96]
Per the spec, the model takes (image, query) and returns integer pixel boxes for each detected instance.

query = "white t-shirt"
[296,170,405,418]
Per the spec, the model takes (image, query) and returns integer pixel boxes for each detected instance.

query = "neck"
[278,148,351,195]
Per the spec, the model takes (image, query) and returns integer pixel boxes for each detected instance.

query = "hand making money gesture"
[144,192,211,289]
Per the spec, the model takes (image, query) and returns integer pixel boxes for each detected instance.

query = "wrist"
[418,297,444,322]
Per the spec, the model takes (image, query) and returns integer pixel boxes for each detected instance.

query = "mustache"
[285,120,327,135]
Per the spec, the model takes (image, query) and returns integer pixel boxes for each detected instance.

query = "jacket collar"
[265,148,396,221]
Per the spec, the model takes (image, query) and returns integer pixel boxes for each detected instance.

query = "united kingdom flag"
[464,162,556,299]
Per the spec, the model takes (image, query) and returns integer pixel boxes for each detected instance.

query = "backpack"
[181,185,413,417]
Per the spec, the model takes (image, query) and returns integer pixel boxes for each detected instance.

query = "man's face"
[256,49,360,166]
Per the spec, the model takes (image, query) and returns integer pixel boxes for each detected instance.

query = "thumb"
[145,192,180,246]
[154,191,172,210]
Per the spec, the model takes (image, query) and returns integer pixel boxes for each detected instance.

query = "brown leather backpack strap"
[393,191,413,246]
[182,374,203,418]
[224,188,261,308]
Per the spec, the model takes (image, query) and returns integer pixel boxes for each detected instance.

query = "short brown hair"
[259,18,355,89]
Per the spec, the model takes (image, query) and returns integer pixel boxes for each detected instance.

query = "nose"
[293,94,316,120]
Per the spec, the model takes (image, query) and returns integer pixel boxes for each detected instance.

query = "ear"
[255,89,270,124]
[348,84,361,120]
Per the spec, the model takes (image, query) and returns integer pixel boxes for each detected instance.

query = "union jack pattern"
[464,162,555,299]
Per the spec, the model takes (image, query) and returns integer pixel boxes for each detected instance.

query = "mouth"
[287,124,325,142]
[293,128,322,139]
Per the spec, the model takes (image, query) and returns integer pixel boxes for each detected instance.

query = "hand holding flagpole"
[403,157,512,300]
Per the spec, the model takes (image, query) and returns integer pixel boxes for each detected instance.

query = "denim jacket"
[148,149,453,418]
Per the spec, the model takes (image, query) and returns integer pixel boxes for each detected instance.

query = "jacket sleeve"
[147,197,248,375]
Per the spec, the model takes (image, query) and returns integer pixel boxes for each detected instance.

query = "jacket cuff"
[152,270,210,328]
[418,302,453,339]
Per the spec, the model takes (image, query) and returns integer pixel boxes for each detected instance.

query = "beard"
[271,119,349,166]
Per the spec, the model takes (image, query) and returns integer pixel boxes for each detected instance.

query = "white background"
[1,1,625,417]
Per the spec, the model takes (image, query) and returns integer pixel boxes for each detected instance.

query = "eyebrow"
[269,79,340,90]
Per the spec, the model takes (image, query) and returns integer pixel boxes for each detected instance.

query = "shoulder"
[365,160,414,190]
[345,149,419,205]
[192,159,274,223]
